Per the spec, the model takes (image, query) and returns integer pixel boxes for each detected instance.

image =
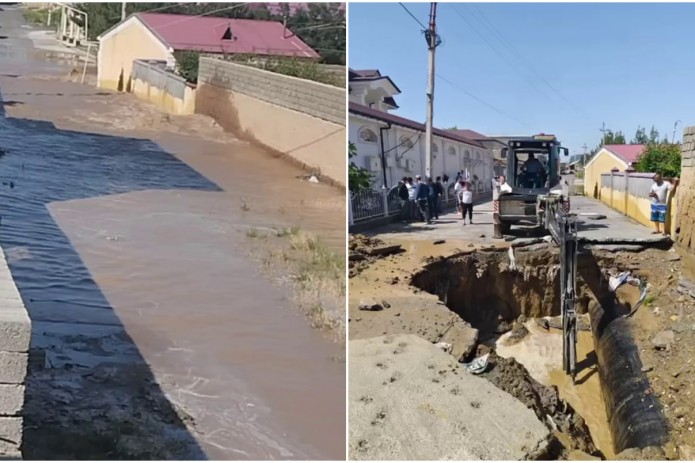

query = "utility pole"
[121,2,127,21]
[673,120,682,144]
[599,122,608,145]
[582,143,588,167]
[424,2,438,179]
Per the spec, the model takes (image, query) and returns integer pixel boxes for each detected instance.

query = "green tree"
[174,51,200,84]
[348,142,372,192]
[634,142,681,178]
[632,126,648,144]
[649,125,660,143]
[601,130,626,145]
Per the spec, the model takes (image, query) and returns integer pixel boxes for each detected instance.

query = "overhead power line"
[398,2,427,30]
[436,74,535,130]
[448,5,554,104]
[464,4,598,125]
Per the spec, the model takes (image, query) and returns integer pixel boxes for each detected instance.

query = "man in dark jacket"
[416,176,431,224]
[434,176,445,219]
[397,178,410,221]
[426,177,438,223]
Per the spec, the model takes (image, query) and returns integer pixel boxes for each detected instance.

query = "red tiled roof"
[135,13,320,58]
[604,144,645,163]
[350,102,485,149]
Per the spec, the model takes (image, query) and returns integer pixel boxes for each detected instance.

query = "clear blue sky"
[348,2,695,156]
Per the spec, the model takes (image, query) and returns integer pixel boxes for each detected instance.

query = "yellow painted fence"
[130,59,196,115]
[600,171,678,237]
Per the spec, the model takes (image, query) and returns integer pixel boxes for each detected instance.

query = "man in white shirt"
[498,175,513,193]
[649,174,673,236]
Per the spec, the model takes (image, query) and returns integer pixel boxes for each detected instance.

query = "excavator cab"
[496,134,569,229]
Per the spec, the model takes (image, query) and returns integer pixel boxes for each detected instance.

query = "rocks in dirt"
[349,335,553,460]
[641,365,654,373]
[616,446,665,461]
[366,245,404,257]
[677,277,695,299]
[434,342,452,354]
[507,320,530,344]
[652,330,675,350]
[567,449,602,460]
[349,235,403,277]
[433,239,445,245]
[678,444,695,460]
[359,300,383,312]
[385,276,399,285]
[381,300,391,309]
[476,348,598,456]
[349,252,367,262]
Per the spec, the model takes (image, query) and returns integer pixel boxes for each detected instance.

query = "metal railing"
[349,183,458,225]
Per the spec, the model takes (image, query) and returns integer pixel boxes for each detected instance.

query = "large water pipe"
[588,298,669,453]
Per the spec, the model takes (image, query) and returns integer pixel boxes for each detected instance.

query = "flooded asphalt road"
[0,6,345,460]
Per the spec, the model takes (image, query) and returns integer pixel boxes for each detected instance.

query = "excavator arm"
[538,194,578,383]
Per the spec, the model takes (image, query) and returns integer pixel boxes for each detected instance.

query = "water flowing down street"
[0,5,345,460]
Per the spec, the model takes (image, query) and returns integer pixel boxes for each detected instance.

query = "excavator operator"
[521,153,545,188]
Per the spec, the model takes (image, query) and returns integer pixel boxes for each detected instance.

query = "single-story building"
[97,12,319,90]
[583,144,645,199]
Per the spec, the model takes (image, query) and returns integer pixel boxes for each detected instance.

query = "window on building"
[359,127,378,143]
[448,146,456,156]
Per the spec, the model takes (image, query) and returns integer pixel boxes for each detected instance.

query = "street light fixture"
[673,120,682,144]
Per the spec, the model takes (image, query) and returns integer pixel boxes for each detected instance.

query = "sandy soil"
[349,230,695,460]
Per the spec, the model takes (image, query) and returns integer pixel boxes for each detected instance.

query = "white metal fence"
[349,183,460,225]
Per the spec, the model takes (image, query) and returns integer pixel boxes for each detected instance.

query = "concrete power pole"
[121,2,127,21]
[582,143,588,167]
[424,2,438,179]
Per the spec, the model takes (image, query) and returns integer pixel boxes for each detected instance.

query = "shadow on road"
[0,88,218,459]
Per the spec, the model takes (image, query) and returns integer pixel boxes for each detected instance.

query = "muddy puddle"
[0,6,345,460]
[498,324,615,458]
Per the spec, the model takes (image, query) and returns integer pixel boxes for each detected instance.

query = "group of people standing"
[396,174,476,225]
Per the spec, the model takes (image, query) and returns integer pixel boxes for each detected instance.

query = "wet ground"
[0,6,345,460]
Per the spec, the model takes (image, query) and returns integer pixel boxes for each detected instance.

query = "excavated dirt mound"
[349,234,404,278]
[473,346,599,458]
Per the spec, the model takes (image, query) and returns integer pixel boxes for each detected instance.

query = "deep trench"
[410,246,670,457]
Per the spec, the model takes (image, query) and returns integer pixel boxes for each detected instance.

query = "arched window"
[464,149,471,160]
[359,127,378,143]
[448,146,456,156]
[432,143,439,153]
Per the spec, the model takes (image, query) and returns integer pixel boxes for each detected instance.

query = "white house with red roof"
[349,68,495,190]
[583,144,646,199]
[96,12,319,90]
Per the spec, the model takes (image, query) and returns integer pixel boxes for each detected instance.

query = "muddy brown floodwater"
[0,6,345,460]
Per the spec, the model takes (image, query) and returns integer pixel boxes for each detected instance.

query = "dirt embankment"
[350,232,695,459]
[349,235,600,458]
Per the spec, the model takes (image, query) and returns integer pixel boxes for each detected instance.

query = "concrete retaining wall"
[0,248,30,457]
[195,57,346,187]
[677,127,695,276]
[131,60,196,116]
[599,170,678,237]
